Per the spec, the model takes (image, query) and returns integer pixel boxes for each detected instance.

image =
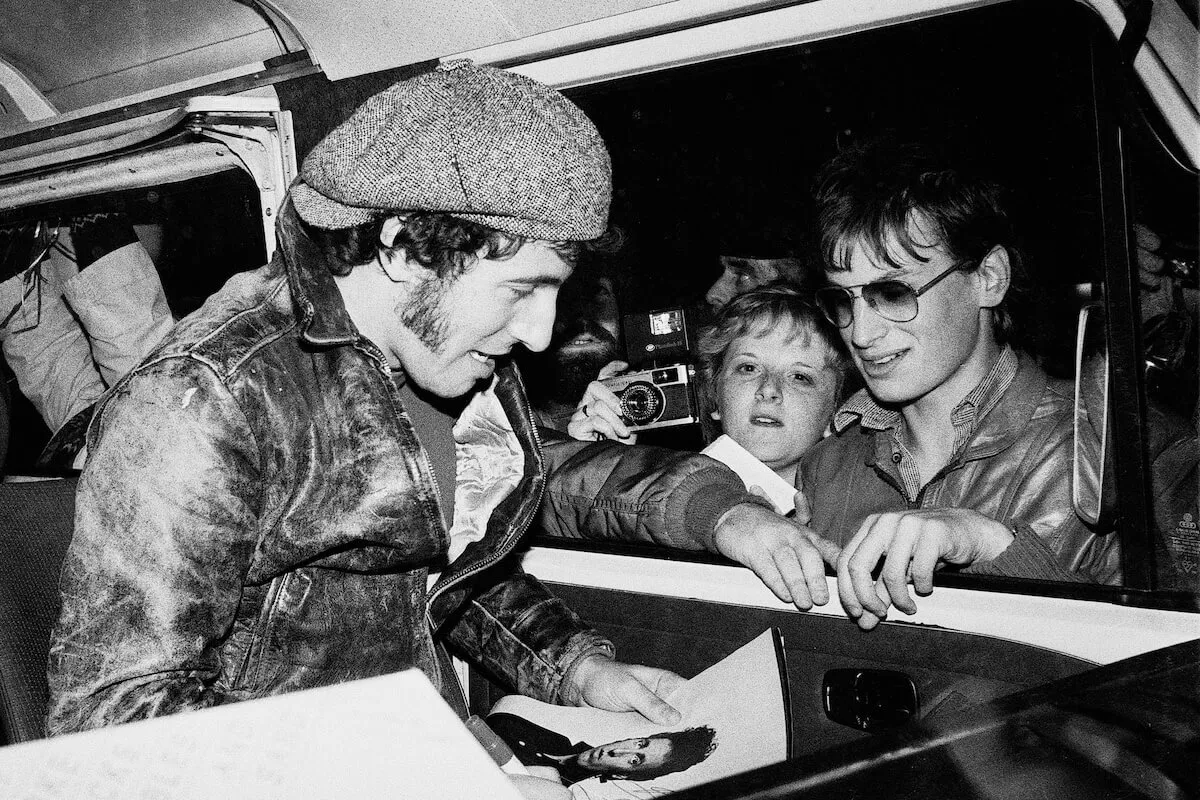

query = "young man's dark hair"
[813,138,1024,345]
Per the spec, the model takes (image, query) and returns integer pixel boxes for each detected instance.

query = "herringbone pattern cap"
[291,60,611,241]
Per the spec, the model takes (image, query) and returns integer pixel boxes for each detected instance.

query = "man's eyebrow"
[878,268,921,282]
[835,266,915,285]
[510,274,569,287]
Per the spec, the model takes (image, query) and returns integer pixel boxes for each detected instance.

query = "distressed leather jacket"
[46,203,612,735]
[801,353,1123,584]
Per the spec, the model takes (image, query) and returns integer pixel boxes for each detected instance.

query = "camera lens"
[618,381,665,425]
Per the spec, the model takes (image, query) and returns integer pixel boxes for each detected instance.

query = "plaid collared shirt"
[832,346,1021,501]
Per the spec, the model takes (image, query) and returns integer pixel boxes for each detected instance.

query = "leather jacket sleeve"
[47,357,261,734]
[957,393,1123,585]
[537,434,759,552]
[441,563,617,704]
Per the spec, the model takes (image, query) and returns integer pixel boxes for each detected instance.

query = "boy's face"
[715,322,841,477]
[826,229,996,412]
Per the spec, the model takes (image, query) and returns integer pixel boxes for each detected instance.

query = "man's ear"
[379,215,405,249]
[376,216,419,284]
[976,245,1011,309]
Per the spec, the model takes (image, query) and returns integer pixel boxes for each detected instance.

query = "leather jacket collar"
[273,198,549,589]
[275,197,361,348]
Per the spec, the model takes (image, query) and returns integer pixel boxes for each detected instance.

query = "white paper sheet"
[702,434,797,515]
[0,670,522,800]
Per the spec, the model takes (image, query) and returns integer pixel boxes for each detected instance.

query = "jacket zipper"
[426,370,545,612]
[352,338,539,619]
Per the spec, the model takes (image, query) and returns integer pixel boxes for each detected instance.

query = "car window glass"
[531,0,1198,599]
[1123,106,1200,592]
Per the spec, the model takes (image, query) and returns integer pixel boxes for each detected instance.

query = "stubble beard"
[398,274,452,355]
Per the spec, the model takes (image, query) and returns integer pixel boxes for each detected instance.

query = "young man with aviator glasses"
[536,139,1122,633]
[800,138,1122,630]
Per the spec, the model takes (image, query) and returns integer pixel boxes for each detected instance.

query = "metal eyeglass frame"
[815,260,973,329]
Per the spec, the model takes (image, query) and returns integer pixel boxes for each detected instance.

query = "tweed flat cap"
[291,60,611,241]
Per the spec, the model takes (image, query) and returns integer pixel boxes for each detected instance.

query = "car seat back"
[0,477,76,744]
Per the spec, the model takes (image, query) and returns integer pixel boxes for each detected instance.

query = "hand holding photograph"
[487,629,789,798]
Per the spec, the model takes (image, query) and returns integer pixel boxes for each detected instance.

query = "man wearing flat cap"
[46,62,689,765]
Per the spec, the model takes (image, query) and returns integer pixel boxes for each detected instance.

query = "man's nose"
[509,292,557,352]
[849,294,888,349]
[705,278,732,310]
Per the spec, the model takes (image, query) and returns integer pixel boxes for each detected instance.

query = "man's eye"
[735,363,757,375]
[791,372,814,386]
[509,285,536,299]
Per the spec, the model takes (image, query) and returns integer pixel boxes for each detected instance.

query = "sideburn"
[397,274,453,355]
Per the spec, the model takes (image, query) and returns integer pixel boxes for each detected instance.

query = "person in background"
[704,254,809,311]
[568,283,848,494]
[522,269,624,432]
[567,249,826,448]
[0,213,174,469]
[46,61,689,799]
[1114,223,1198,587]
[539,218,820,452]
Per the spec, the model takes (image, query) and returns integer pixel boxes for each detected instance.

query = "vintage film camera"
[601,307,700,431]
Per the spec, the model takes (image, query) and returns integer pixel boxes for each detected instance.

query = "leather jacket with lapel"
[46,203,611,734]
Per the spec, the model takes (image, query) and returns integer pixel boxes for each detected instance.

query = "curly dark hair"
[308,212,620,279]
[600,726,719,782]
[812,137,1024,345]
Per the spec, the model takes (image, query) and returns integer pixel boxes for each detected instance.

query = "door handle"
[823,668,920,733]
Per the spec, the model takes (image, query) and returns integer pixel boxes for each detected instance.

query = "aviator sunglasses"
[814,260,973,329]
